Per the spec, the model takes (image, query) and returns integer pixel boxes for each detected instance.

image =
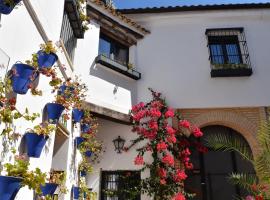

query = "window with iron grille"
[101,170,141,200]
[60,11,77,62]
[206,28,252,77]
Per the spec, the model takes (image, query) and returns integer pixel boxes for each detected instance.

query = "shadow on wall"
[89,59,138,106]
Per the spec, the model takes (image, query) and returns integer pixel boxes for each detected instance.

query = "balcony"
[95,55,141,80]
[210,63,253,77]
[64,0,84,38]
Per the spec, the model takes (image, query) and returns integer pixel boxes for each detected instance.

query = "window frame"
[100,170,141,200]
[208,35,243,65]
[99,33,130,66]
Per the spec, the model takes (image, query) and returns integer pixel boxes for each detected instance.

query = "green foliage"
[31,123,56,136]
[4,154,46,195]
[205,122,270,199]
[204,132,253,162]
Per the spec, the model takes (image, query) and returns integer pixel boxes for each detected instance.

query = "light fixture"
[113,136,125,154]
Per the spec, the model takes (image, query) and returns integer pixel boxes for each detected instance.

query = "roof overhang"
[118,3,270,14]
[87,0,150,45]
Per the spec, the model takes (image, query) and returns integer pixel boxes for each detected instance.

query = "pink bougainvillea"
[128,89,207,199]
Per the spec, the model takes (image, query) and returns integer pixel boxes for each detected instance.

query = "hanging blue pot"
[25,133,48,158]
[40,183,58,196]
[80,171,86,177]
[84,151,92,157]
[11,64,38,95]
[75,137,84,148]
[45,103,65,124]
[57,85,74,98]
[81,124,90,133]
[72,186,80,199]
[0,0,21,15]
[72,109,84,123]
[37,50,58,69]
[0,176,22,200]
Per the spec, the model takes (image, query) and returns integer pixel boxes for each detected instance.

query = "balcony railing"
[95,55,141,80]
[210,63,253,77]
[64,0,84,38]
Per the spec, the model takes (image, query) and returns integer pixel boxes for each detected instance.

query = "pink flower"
[162,154,174,166]
[167,135,176,144]
[148,120,158,131]
[174,193,186,200]
[157,141,168,152]
[151,100,163,109]
[149,108,161,118]
[132,110,146,122]
[160,179,166,185]
[165,108,174,118]
[174,170,187,182]
[193,127,203,138]
[166,126,176,135]
[134,155,144,165]
[246,196,255,200]
[158,168,167,178]
[179,120,190,129]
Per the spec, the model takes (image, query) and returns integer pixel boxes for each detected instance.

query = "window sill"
[211,68,253,77]
[95,55,141,80]
[64,0,84,39]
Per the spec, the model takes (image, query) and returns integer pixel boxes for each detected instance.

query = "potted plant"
[79,134,103,158]
[9,63,39,95]
[0,0,21,15]
[38,171,67,198]
[24,123,56,158]
[1,154,47,200]
[80,110,97,134]
[44,98,65,124]
[78,158,93,178]
[72,109,84,124]
[37,41,58,69]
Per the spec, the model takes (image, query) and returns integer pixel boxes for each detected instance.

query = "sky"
[113,0,270,9]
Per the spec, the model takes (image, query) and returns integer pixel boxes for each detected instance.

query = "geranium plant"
[127,89,206,200]
[4,153,46,195]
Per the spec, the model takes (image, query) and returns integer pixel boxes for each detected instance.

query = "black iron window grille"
[60,11,77,62]
[206,28,252,77]
[101,170,141,200]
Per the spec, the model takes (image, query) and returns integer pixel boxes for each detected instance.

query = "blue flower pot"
[81,124,90,133]
[45,103,65,124]
[0,176,22,200]
[0,0,21,15]
[84,151,92,157]
[75,137,84,148]
[25,133,48,158]
[40,183,58,196]
[72,109,84,123]
[37,50,58,69]
[11,64,38,94]
[57,85,74,98]
[80,171,86,177]
[72,186,80,199]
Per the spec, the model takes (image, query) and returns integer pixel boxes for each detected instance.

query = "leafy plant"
[40,41,57,54]
[29,122,56,136]
[205,122,270,200]
[4,154,46,195]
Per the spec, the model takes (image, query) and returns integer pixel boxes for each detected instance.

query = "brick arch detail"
[190,111,259,156]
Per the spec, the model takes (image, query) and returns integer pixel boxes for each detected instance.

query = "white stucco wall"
[74,21,137,114]
[87,118,151,200]
[126,9,270,108]
[0,1,77,199]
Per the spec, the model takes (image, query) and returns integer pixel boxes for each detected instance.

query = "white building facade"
[0,0,270,200]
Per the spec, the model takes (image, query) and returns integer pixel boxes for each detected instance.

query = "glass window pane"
[226,44,241,64]
[209,44,224,64]
[99,37,111,58]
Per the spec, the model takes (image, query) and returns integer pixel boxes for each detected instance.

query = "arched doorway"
[185,125,255,200]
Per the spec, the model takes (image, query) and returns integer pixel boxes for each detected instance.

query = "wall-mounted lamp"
[113,136,125,154]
